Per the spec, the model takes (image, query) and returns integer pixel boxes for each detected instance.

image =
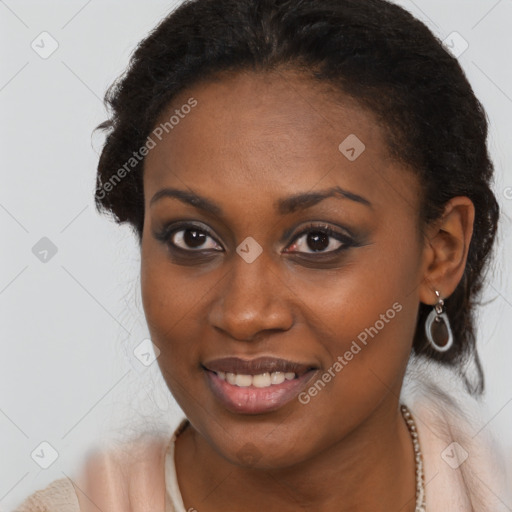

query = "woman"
[15,0,511,510]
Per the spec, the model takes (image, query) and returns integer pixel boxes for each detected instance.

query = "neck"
[175,396,417,512]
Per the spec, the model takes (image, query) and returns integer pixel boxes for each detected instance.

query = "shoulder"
[13,477,80,512]
[14,433,172,512]
[75,432,171,512]
[401,355,512,511]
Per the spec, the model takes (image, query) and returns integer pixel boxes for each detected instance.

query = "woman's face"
[141,70,428,468]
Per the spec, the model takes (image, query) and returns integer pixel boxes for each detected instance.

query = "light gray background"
[1,1,511,510]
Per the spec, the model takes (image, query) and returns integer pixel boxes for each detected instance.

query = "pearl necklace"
[400,404,426,512]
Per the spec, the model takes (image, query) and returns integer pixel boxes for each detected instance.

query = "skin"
[140,69,474,512]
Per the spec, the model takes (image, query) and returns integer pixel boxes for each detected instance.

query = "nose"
[207,252,294,342]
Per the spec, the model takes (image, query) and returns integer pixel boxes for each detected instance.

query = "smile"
[216,371,296,388]
[203,357,318,414]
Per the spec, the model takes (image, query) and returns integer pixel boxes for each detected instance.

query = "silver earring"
[425,290,454,352]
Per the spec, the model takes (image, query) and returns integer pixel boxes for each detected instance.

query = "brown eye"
[186,230,204,247]
[171,227,221,251]
[285,224,354,255]
[155,222,223,252]
[304,231,331,252]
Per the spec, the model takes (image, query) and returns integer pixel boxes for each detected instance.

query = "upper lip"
[203,357,316,376]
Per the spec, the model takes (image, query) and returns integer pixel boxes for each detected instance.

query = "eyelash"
[286,222,355,254]
[155,221,356,257]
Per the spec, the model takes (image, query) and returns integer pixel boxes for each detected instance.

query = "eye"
[284,223,354,255]
[156,222,223,252]
[155,221,356,256]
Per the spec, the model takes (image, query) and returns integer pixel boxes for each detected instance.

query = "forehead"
[143,69,416,212]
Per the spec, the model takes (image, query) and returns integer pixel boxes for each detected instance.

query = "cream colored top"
[13,357,512,511]
[164,420,188,512]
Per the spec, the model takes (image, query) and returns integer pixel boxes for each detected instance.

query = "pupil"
[184,229,206,248]
[307,231,329,252]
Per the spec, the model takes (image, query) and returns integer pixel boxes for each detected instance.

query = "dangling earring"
[425,290,454,352]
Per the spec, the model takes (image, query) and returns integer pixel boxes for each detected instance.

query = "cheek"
[293,228,422,395]
[140,259,204,410]
[288,291,418,454]
[140,241,198,370]
[299,233,420,349]
[140,234,201,331]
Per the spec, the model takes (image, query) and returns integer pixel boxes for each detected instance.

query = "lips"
[203,356,318,414]
[203,356,313,376]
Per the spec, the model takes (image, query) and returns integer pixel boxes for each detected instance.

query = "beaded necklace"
[400,404,426,511]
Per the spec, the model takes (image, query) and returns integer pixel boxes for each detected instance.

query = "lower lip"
[205,369,317,414]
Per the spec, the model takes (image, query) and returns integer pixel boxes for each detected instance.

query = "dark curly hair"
[94,0,499,395]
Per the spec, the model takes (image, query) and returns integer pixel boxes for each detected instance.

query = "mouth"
[202,357,318,414]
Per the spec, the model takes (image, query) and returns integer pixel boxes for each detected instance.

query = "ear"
[418,196,475,306]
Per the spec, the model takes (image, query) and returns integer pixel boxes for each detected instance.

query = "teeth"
[271,372,286,385]
[252,373,271,388]
[235,374,253,387]
[216,371,297,388]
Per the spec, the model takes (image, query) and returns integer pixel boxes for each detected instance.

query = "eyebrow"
[276,186,372,214]
[149,186,372,215]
